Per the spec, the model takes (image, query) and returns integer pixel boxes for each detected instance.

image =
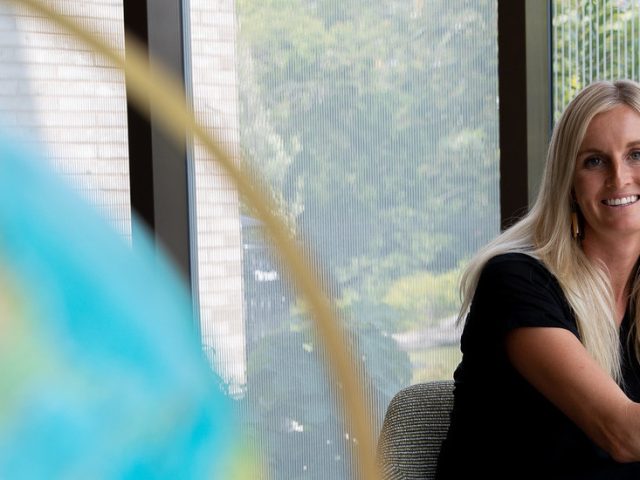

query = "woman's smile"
[573,104,640,243]
[601,195,640,207]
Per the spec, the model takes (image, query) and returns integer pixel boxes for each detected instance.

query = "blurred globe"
[0,134,253,479]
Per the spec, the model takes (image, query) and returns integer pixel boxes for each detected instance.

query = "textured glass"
[187,0,499,478]
[553,0,640,119]
[0,1,131,239]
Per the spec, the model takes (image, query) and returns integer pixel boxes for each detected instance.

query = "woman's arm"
[506,327,640,462]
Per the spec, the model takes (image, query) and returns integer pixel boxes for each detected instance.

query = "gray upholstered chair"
[376,380,454,480]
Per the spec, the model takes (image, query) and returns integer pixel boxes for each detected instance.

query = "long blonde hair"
[460,80,640,382]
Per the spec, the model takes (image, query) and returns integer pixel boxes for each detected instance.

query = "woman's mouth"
[602,195,640,206]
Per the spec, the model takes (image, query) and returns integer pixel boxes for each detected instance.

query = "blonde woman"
[436,80,640,479]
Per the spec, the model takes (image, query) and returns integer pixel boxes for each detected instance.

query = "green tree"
[235,1,498,477]
[237,0,499,297]
[553,0,640,117]
[241,315,411,480]
[383,267,462,331]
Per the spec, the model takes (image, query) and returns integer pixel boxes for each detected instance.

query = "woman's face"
[573,104,640,245]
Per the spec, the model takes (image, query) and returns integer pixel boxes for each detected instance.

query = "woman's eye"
[583,156,603,168]
[630,150,640,161]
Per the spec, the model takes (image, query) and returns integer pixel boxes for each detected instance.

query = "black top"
[436,253,640,479]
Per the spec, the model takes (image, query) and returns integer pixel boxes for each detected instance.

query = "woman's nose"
[607,160,632,188]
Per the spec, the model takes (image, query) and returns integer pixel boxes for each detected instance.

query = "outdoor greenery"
[234,0,503,477]
[241,313,411,479]
[552,0,640,118]
[237,0,499,326]
[382,265,463,331]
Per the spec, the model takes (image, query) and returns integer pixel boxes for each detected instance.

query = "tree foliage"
[235,1,499,477]
[237,0,499,291]
[241,316,411,479]
[552,0,640,117]
[383,266,462,330]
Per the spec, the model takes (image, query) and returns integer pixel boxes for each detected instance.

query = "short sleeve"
[472,253,579,337]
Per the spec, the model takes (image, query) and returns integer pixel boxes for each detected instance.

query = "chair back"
[376,380,454,480]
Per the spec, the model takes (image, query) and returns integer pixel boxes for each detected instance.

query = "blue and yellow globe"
[0,136,258,479]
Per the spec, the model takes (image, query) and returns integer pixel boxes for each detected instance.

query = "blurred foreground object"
[0,134,254,479]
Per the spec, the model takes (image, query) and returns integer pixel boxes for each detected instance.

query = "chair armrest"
[376,380,454,480]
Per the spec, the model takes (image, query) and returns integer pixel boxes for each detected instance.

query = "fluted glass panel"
[186,1,500,477]
[553,0,640,119]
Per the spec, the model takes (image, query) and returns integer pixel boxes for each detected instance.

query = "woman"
[436,80,640,479]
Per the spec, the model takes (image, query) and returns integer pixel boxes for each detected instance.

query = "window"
[186,0,500,477]
[553,0,640,118]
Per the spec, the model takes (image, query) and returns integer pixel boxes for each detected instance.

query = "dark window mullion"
[123,1,154,234]
[123,0,194,289]
[497,0,551,229]
[498,0,529,229]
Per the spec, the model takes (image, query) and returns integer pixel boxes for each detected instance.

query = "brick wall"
[190,0,246,390]
[3,0,131,239]
[0,0,246,388]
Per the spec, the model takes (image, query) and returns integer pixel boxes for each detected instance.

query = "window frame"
[122,0,552,307]
[497,0,552,229]
[122,0,197,293]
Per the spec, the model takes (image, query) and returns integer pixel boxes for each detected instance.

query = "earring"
[571,211,581,240]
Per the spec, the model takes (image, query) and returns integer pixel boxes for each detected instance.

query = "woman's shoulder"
[480,252,560,293]
[484,252,549,274]
[472,252,575,332]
